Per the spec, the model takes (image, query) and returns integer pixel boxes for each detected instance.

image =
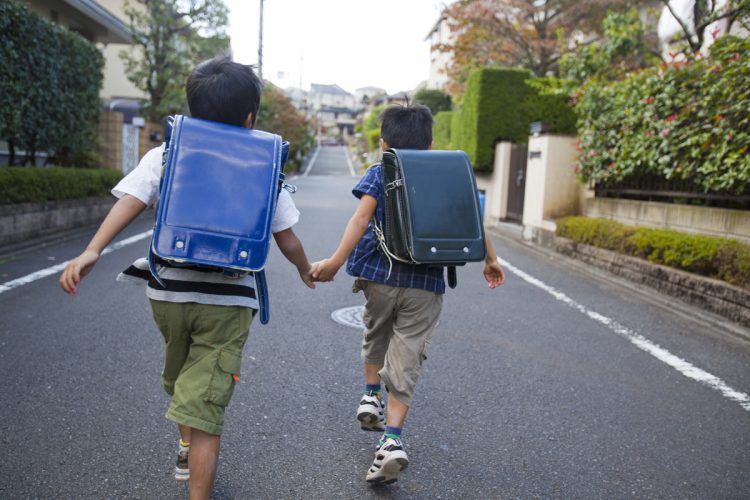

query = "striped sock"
[384,425,402,440]
[179,439,190,452]
[365,383,382,397]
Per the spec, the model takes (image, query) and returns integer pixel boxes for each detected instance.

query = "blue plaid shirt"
[346,164,445,294]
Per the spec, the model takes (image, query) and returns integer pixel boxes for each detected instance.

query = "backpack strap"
[447,266,457,289]
[255,270,270,324]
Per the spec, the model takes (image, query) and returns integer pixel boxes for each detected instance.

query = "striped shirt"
[346,164,445,294]
[114,144,299,309]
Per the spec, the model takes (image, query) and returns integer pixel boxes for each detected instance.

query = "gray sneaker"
[175,447,189,481]
[357,393,385,431]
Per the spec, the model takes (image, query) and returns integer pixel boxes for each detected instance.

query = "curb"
[486,223,750,344]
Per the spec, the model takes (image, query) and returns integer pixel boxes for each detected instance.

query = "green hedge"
[556,216,750,290]
[0,1,104,166]
[575,35,750,194]
[432,111,453,150]
[0,168,123,204]
[452,68,576,171]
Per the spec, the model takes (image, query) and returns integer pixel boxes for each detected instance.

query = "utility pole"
[258,0,264,79]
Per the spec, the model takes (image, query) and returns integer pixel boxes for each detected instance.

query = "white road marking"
[499,257,750,413]
[303,146,321,177]
[342,146,357,177]
[0,230,153,295]
[331,306,365,329]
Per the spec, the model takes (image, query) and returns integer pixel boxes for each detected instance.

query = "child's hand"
[298,265,316,289]
[59,249,100,295]
[483,258,505,289]
[310,259,341,282]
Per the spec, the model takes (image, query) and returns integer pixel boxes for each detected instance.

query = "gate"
[505,143,527,222]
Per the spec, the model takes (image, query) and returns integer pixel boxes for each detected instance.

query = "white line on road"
[303,146,321,177]
[499,257,750,413]
[342,146,357,177]
[0,230,153,295]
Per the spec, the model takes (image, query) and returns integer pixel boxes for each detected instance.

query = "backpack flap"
[388,149,486,265]
[152,115,283,273]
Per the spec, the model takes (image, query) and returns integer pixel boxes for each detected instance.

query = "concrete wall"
[584,198,750,244]
[522,134,579,239]
[474,142,512,224]
[0,197,115,246]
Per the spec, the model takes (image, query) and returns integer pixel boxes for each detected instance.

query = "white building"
[425,12,452,91]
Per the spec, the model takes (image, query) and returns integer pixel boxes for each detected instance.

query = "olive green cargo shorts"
[355,279,443,407]
[149,300,254,436]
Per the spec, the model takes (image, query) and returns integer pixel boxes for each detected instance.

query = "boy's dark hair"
[186,56,264,127]
[379,104,433,150]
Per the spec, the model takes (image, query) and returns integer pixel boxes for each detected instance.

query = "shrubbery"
[0,1,104,166]
[432,111,453,150]
[0,168,123,205]
[556,216,750,289]
[575,35,750,194]
[452,68,576,171]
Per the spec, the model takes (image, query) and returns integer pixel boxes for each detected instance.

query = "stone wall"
[97,111,124,171]
[0,197,115,246]
[584,198,750,244]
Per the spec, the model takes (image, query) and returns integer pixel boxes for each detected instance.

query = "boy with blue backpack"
[311,104,505,485]
[60,57,314,499]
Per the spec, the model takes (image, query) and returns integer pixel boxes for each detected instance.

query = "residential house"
[425,11,451,91]
[308,83,359,140]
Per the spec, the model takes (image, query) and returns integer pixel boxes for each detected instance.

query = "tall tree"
[121,0,230,122]
[438,0,628,95]
[658,0,750,56]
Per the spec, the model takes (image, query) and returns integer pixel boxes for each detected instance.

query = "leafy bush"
[575,35,750,194]
[413,88,452,115]
[0,168,123,205]
[0,1,104,167]
[556,216,750,289]
[255,84,314,173]
[432,111,453,150]
[452,68,576,171]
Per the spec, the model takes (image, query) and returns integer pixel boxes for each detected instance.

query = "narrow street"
[0,145,748,499]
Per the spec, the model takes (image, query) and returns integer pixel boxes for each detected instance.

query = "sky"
[223,0,446,95]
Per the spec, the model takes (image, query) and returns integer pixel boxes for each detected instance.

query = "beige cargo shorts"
[355,278,443,407]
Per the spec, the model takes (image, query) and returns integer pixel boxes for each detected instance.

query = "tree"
[255,84,315,172]
[658,0,750,56]
[121,0,230,122]
[412,88,453,114]
[438,0,629,95]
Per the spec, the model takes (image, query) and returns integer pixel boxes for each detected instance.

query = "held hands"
[59,249,100,295]
[310,258,341,282]
[483,258,506,289]
[298,264,316,289]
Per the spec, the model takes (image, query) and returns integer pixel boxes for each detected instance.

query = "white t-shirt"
[115,144,299,309]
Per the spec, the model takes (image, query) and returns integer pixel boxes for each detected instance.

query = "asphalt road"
[1,145,749,499]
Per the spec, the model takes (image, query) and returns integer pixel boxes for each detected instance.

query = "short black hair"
[379,104,433,150]
[185,56,264,127]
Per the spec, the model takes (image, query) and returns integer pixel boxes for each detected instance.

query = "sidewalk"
[487,221,750,344]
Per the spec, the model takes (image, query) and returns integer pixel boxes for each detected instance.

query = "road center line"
[302,145,321,177]
[0,230,153,295]
[499,257,750,412]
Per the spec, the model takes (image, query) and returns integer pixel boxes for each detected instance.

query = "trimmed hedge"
[0,1,104,166]
[452,68,577,171]
[556,216,750,290]
[432,111,453,150]
[0,168,123,205]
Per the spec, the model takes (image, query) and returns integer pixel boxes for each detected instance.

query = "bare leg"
[188,429,221,500]
[386,394,408,429]
[178,424,191,444]
[364,363,383,385]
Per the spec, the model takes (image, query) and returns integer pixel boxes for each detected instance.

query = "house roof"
[319,106,360,114]
[310,83,352,96]
[63,0,131,43]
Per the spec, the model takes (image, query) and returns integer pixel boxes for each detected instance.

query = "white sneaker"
[357,393,385,431]
[366,437,409,484]
[174,446,189,481]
